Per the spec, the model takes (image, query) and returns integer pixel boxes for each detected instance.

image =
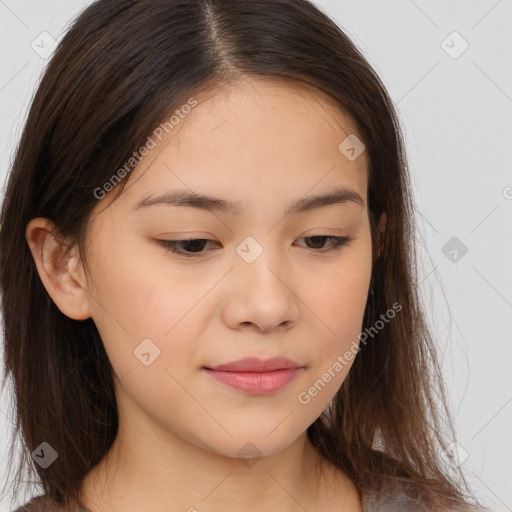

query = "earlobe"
[25,217,92,321]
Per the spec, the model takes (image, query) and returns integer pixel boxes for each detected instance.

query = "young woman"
[0,0,489,511]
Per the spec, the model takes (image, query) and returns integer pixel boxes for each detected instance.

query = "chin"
[198,429,304,461]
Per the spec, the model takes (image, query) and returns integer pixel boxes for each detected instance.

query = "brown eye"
[296,236,352,252]
[158,238,220,257]
[304,236,329,249]
[158,235,352,259]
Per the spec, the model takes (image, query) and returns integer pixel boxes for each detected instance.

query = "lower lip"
[202,368,303,395]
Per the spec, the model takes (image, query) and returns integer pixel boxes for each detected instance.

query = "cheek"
[311,250,371,331]
[85,232,213,384]
[79,237,156,356]
[303,249,371,376]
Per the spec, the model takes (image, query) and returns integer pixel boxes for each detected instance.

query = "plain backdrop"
[0,1,511,511]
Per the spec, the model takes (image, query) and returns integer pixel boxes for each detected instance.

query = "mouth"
[204,356,303,372]
[202,356,304,395]
[202,367,303,395]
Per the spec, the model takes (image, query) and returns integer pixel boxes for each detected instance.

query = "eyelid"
[157,235,352,258]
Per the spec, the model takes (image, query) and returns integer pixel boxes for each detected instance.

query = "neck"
[79,382,360,512]
[80,419,358,512]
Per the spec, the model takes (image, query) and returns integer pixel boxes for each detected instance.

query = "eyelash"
[157,235,352,258]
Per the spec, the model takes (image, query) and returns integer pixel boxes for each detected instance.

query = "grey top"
[12,490,490,512]
[13,498,89,512]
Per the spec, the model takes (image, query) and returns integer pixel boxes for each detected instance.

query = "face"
[78,77,373,459]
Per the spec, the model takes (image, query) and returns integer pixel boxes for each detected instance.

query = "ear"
[375,211,387,259]
[25,218,92,320]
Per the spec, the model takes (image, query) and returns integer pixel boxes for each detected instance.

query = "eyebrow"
[132,186,364,216]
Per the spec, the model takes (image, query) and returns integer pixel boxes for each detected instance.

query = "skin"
[26,76,386,512]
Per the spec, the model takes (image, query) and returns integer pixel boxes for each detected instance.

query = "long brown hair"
[1,0,479,509]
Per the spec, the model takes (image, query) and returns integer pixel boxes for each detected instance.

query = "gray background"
[1,0,511,510]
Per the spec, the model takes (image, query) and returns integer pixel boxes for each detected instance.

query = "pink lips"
[203,356,304,395]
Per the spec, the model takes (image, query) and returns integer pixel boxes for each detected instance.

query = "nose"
[221,243,300,333]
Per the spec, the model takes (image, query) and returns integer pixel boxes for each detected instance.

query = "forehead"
[172,76,364,152]
[101,76,368,215]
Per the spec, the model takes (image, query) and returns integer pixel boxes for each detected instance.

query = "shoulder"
[362,484,428,512]
[12,495,64,512]
[12,495,53,512]
[362,478,490,512]
[11,495,90,512]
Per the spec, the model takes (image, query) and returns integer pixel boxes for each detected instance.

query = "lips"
[202,357,304,395]
[204,356,303,372]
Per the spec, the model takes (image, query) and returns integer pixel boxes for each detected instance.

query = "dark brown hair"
[1,0,480,510]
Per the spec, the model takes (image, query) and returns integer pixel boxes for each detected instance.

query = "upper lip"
[204,356,303,372]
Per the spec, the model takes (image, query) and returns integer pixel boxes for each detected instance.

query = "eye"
[294,235,352,252]
[158,235,352,258]
[158,238,220,257]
